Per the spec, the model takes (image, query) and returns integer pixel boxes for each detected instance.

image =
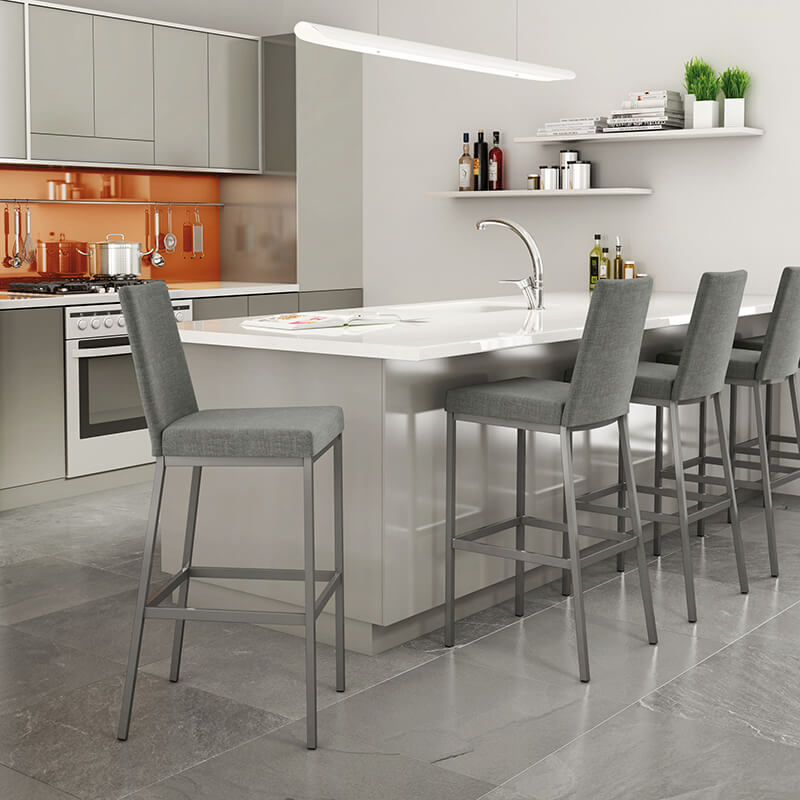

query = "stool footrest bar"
[314,574,342,618]
[146,569,190,607]
[187,567,336,582]
[453,539,567,570]
[145,607,306,625]
[456,516,519,542]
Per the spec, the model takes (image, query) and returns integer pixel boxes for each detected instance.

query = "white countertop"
[178,291,776,362]
[0,281,299,310]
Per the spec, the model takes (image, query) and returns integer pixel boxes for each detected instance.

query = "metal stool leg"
[333,436,345,693]
[619,416,657,645]
[616,440,626,572]
[753,385,779,577]
[653,406,664,556]
[669,402,698,623]
[561,435,572,597]
[118,458,167,740]
[697,400,707,537]
[789,374,800,454]
[444,413,457,646]
[561,428,590,682]
[515,429,526,616]
[169,466,202,683]
[728,385,738,524]
[303,457,318,750]
[714,394,749,594]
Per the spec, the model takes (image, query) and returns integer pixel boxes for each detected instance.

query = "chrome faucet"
[476,218,544,310]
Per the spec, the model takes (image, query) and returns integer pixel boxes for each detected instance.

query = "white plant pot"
[692,99,719,129]
[724,97,745,128]
[683,93,695,128]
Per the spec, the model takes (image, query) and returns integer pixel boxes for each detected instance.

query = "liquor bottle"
[458,133,473,191]
[488,131,504,190]
[474,129,488,191]
[588,233,602,291]
[599,247,610,280]
[613,236,624,280]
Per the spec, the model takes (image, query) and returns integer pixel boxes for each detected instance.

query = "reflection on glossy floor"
[2,484,800,799]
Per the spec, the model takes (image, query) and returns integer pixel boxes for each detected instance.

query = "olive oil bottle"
[588,233,602,291]
[599,247,610,281]
[613,236,624,280]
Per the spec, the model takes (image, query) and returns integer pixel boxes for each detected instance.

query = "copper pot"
[37,239,87,274]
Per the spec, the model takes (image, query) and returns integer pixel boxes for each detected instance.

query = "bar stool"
[444,278,658,683]
[116,282,344,750]
[582,271,749,623]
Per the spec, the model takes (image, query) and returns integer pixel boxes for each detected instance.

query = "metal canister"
[540,165,560,191]
[559,149,579,189]
[569,161,592,190]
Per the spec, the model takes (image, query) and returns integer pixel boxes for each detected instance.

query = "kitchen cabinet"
[192,294,300,320]
[247,293,299,315]
[0,1,26,159]
[299,289,363,312]
[209,36,260,171]
[262,34,296,174]
[154,26,209,169]
[0,309,65,490]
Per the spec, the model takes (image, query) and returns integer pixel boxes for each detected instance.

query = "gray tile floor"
[2,483,800,799]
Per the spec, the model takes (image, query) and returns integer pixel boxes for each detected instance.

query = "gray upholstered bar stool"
[662,266,800,578]
[581,272,750,623]
[444,278,658,683]
[116,282,344,750]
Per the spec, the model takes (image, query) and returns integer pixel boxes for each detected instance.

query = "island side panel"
[158,344,384,630]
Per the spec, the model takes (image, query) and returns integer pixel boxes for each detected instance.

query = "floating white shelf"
[429,188,653,198]
[514,126,764,145]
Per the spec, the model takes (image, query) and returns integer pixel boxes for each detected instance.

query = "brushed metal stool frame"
[444,411,657,683]
[117,435,345,750]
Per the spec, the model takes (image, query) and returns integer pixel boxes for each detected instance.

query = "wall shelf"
[429,188,653,198]
[0,199,223,207]
[514,127,764,145]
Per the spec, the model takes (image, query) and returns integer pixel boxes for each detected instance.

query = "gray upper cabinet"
[209,35,260,171]
[29,6,94,136]
[94,16,154,141]
[0,1,26,158]
[263,35,296,174]
[154,26,209,168]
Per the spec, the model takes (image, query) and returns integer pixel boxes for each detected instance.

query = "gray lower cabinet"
[209,35,260,171]
[29,6,94,137]
[191,296,248,321]
[248,293,299,315]
[0,309,65,490]
[0,1,26,159]
[154,25,209,168]
[299,289,363,312]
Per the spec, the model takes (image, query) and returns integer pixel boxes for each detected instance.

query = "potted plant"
[720,66,751,127]
[684,58,720,128]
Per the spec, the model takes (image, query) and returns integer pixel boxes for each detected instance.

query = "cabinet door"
[29,6,94,136]
[248,293,299,316]
[263,35,296,174]
[154,25,208,167]
[192,296,248,320]
[0,1,25,158]
[208,35,260,171]
[94,16,154,141]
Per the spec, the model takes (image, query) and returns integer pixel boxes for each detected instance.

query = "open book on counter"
[241,312,427,331]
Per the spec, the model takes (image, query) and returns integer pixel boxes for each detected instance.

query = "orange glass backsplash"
[0,166,220,281]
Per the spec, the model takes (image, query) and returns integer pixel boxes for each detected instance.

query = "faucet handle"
[498,277,533,288]
[498,277,537,310]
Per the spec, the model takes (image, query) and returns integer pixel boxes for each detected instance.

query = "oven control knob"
[118,317,126,328]
[91,318,102,329]
[174,311,184,322]
[77,319,88,330]
[104,318,114,328]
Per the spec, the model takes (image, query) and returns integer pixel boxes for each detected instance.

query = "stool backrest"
[673,270,747,402]
[118,282,199,456]
[757,266,800,383]
[562,277,652,428]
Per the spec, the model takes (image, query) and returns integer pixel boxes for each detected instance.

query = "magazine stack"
[604,90,685,132]
[536,116,608,137]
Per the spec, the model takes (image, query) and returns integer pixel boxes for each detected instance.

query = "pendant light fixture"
[294,16,575,83]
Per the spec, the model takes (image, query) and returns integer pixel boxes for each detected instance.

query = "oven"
[64,299,193,477]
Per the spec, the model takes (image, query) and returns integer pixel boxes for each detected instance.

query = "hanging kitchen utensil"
[22,205,35,267]
[2,204,8,268]
[190,207,204,259]
[150,206,165,268]
[8,205,22,269]
[163,205,177,253]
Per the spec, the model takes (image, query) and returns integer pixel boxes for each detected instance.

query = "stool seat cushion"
[631,361,678,401]
[657,348,762,382]
[161,406,344,459]
[446,377,570,426]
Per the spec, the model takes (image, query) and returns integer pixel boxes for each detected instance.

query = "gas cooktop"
[3,275,162,295]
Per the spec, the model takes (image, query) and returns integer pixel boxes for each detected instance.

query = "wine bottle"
[588,233,602,291]
[599,247,610,280]
[488,131,503,190]
[474,130,488,191]
[458,133,473,191]
[613,236,624,280]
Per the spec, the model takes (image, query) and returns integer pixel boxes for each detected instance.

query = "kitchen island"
[159,291,774,653]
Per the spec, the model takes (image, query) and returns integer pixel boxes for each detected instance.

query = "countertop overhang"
[177,291,776,362]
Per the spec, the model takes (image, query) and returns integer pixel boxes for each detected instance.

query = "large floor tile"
[0,764,77,800]
[0,557,135,625]
[0,673,287,800]
[494,703,800,800]
[0,626,120,716]
[0,541,39,567]
[143,622,436,719]
[128,717,494,800]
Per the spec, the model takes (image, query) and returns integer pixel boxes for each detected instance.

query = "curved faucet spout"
[476,218,544,310]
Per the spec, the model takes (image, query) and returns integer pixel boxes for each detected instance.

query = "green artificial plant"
[684,57,720,101]
[720,66,751,98]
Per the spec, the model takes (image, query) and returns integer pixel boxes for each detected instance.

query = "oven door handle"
[70,344,133,358]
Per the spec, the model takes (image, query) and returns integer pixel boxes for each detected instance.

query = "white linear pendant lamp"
[294,21,575,82]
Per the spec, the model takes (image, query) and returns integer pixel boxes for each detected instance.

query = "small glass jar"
[623,261,636,279]
[527,174,540,190]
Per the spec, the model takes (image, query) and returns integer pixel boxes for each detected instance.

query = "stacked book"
[603,90,684,133]
[536,116,607,137]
